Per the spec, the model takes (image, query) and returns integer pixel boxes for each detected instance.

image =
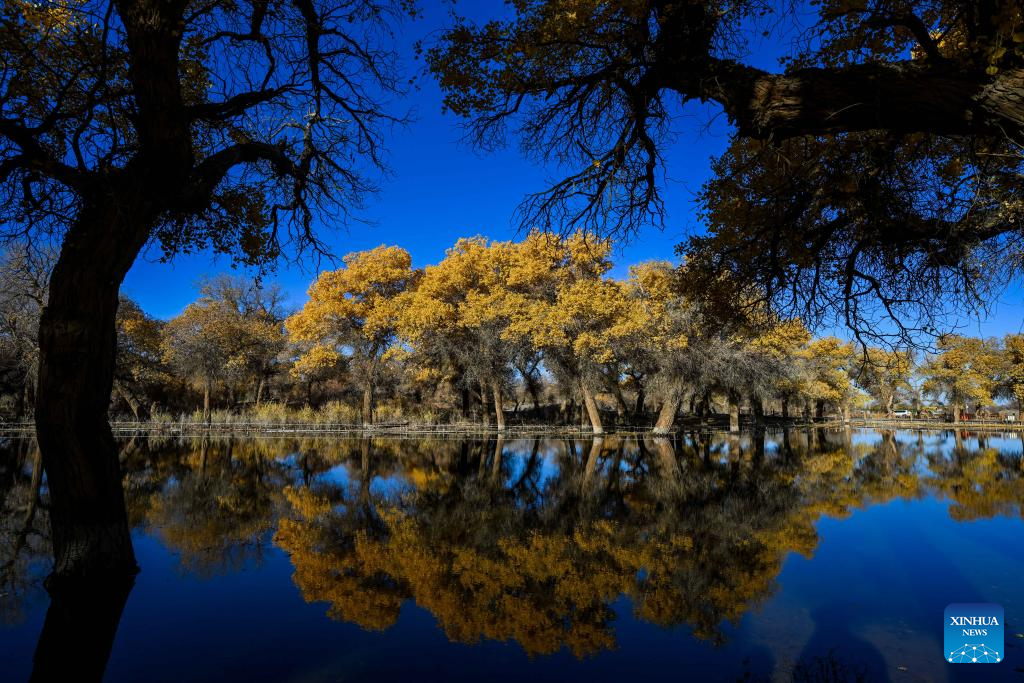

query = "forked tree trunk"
[491,382,506,431]
[652,396,679,435]
[35,206,146,582]
[580,381,604,434]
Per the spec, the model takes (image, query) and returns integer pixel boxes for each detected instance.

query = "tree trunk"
[728,394,740,433]
[750,394,764,423]
[781,397,789,420]
[634,385,645,417]
[480,382,491,427]
[255,376,266,406]
[492,382,506,431]
[35,206,147,581]
[461,386,471,419]
[885,393,895,418]
[952,402,961,424]
[361,384,373,426]
[202,378,211,423]
[580,381,604,434]
[653,396,679,435]
[814,400,825,421]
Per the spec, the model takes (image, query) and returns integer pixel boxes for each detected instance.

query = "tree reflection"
[1,428,1023,672]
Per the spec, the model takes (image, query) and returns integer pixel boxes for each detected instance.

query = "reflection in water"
[1,429,1022,679]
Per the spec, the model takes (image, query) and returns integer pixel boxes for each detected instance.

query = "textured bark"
[699,60,1024,142]
[728,394,740,433]
[952,402,962,424]
[492,382,506,431]
[580,381,604,434]
[750,395,764,423]
[202,378,212,423]
[361,385,373,426]
[652,396,679,435]
[35,202,148,581]
[781,398,789,420]
[255,377,266,406]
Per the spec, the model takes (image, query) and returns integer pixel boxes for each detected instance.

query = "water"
[1,429,1023,682]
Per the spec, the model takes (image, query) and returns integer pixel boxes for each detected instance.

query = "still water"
[1,429,1023,682]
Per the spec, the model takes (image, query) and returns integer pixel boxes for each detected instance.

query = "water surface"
[1,429,1022,681]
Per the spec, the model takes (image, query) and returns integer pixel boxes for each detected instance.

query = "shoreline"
[3,418,1023,437]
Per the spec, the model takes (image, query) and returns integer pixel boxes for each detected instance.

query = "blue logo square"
[945,603,1003,663]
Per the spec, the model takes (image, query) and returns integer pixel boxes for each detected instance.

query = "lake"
[1,429,1023,682]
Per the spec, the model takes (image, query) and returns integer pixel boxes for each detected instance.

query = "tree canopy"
[427,0,1024,342]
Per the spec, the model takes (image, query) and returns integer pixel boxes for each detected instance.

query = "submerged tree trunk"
[580,381,604,435]
[35,206,146,581]
[653,396,679,435]
[492,382,506,431]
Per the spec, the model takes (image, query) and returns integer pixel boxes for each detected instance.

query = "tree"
[0,244,52,418]
[851,348,915,416]
[197,275,288,406]
[1003,334,1024,410]
[501,234,644,433]
[286,246,415,425]
[797,337,857,422]
[921,334,1002,422]
[396,237,524,430]
[1,0,413,579]
[428,1,1024,341]
[114,297,166,420]
[162,300,241,422]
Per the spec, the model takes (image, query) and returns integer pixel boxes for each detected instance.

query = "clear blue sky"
[122,2,1024,338]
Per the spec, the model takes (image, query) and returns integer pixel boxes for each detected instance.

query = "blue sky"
[122,2,1024,338]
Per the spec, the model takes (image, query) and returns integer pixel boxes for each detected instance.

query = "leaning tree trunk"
[580,381,604,435]
[652,396,679,435]
[952,402,962,425]
[492,382,506,431]
[35,206,148,582]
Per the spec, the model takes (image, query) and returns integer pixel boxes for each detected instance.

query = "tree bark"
[698,59,1024,142]
[728,393,740,433]
[952,402,962,425]
[480,382,491,427]
[580,381,604,434]
[652,396,678,435]
[491,382,506,431]
[781,397,789,420]
[749,394,764,423]
[202,377,212,423]
[255,376,266,406]
[361,384,373,426]
[35,205,148,581]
